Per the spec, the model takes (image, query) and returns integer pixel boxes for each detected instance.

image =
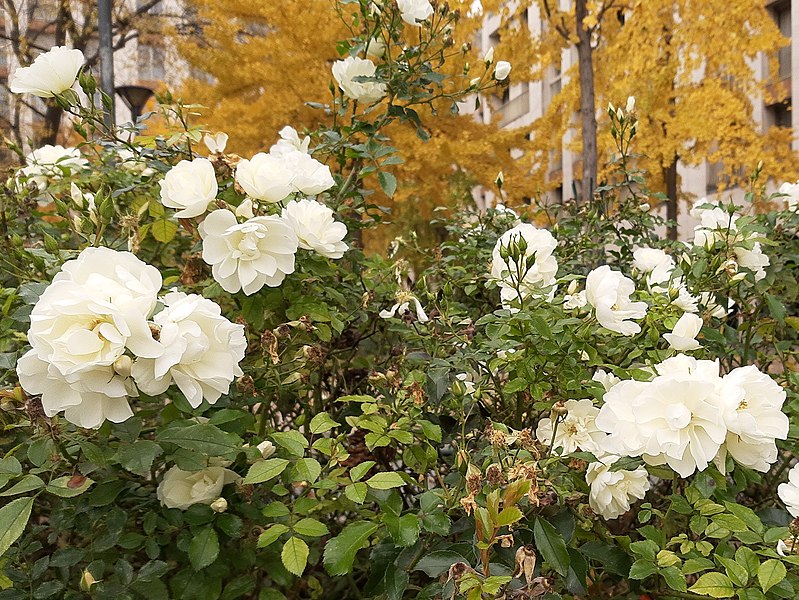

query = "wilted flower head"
[380,290,429,323]
[9,46,84,97]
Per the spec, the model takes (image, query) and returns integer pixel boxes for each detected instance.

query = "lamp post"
[98,0,115,128]
[115,85,155,121]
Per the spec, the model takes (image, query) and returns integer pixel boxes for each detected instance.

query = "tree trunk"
[663,155,679,240]
[575,0,598,204]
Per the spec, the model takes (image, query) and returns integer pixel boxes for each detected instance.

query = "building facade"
[473,1,798,230]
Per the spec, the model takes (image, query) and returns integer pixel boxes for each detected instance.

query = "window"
[770,1,791,81]
[766,100,792,129]
[139,44,165,82]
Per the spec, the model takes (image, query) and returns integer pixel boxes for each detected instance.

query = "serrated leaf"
[281,536,309,576]
[158,424,240,457]
[497,506,523,527]
[115,440,163,476]
[257,524,289,548]
[323,522,378,576]
[414,551,466,577]
[151,218,177,243]
[0,475,44,496]
[661,566,687,592]
[378,171,397,197]
[757,559,786,593]
[366,472,405,490]
[291,458,321,484]
[344,482,368,504]
[688,572,734,598]
[629,559,657,580]
[309,412,340,434]
[349,461,375,483]
[244,459,290,484]
[293,518,329,538]
[188,528,219,571]
[534,517,570,577]
[45,476,94,497]
[271,431,308,457]
[0,496,33,556]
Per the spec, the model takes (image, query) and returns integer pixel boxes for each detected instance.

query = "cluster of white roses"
[690,198,770,282]
[490,222,650,335]
[158,126,348,296]
[16,247,247,428]
[332,0,511,104]
[533,355,788,519]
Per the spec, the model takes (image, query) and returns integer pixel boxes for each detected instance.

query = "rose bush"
[0,4,798,600]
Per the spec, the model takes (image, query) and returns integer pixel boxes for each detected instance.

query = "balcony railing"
[494,90,530,127]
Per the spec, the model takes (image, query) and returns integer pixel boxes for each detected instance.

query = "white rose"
[585,266,648,336]
[663,312,703,351]
[9,46,84,97]
[778,464,799,518]
[592,369,621,392]
[199,209,299,295]
[332,56,387,104]
[365,36,387,59]
[719,366,788,472]
[257,440,276,459]
[269,126,310,156]
[494,61,512,81]
[734,242,769,281]
[204,132,228,155]
[157,466,240,510]
[18,145,88,191]
[116,148,155,177]
[778,181,799,212]
[491,223,558,308]
[380,291,429,323]
[397,0,434,25]
[282,151,335,196]
[586,456,650,520]
[595,355,727,477]
[159,158,219,218]
[690,198,738,248]
[17,350,134,428]
[235,153,296,203]
[281,199,348,259]
[131,291,246,408]
[535,399,607,455]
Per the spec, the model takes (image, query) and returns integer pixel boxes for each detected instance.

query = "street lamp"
[115,85,155,121]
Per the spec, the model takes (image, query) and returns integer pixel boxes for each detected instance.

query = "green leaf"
[323,522,378,576]
[291,458,321,484]
[309,412,340,434]
[688,572,734,598]
[158,424,240,457]
[188,528,219,571]
[757,559,786,593]
[271,431,309,457]
[716,556,748,587]
[629,560,658,580]
[579,541,631,577]
[115,440,163,476]
[0,475,44,496]
[414,551,466,577]
[349,461,375,483]
[385,513,420,547]
[0,496,33,556]
[293,518,329,538]
[281,537,309,576]
[497,506,523,527]
[257,524,289,548]
[45,476,94,497]
[151,218,177,243]
[534,517,570,577]
[244,459,290,484]
[344,483,368,504]
[366,472,405,490]
[661,566,687,592]
[378,171,397,198]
